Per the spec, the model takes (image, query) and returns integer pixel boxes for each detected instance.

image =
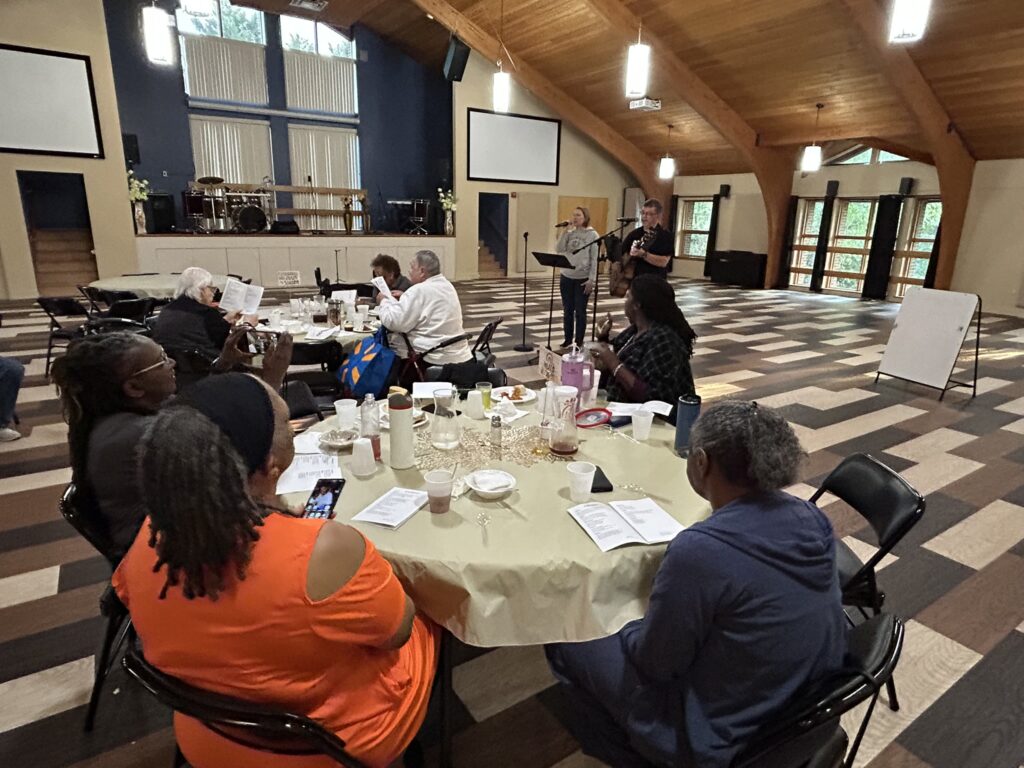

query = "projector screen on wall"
[0,44,104,159]
[468,109,560,185]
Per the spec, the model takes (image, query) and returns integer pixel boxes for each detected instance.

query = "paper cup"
[631,409,655,441]
[464,390,485,419]
[424,469,454,514]
[351,438,376,477]
[567,461,596,503]
[334,399,358,429]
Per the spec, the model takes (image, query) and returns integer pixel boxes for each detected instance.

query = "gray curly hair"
[689,400,805,491]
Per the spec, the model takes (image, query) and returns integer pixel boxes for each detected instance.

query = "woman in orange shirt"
[113,373,437,767]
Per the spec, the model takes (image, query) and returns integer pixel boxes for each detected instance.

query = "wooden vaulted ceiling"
[241,0,1024,177]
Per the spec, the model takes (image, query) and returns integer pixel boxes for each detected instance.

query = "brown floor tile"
[942,458,1024,508]
[950,428,1024,465]
[867,742,934,768]
[65,729,177,768]
[0,582,104,645]
[915,553,1024,655]
[0,536,97,579]
[823,500,871,539]
[0,485,63,533]
[800,449,843,482]
[898,407,968,436]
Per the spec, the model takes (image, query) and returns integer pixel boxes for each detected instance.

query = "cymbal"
[196,175,224,185]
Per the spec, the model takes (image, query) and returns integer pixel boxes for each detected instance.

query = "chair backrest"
[290,340,344,370]
[282,380,324,420]
[731,613,904,768]
[101,289,142,305]
[37,296,90,326]
[122,642,366,768]
[107,298,156,323]
[78,285,107,313]
[471,317,502,358]
[59,483,122,569]
[328,281,374,299]
[811,454,925,554]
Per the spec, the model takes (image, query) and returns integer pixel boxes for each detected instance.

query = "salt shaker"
[490,415,502,449]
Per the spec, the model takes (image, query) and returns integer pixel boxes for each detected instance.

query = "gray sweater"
[556,227,599,282]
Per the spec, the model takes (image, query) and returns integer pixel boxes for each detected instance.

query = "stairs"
[478,241,505,278]
[29,229,98,296]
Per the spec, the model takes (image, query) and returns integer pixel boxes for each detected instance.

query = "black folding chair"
[36,297,91,376]
[59,484,132,732]
[425,366,507,389]
[396,332,474,386]
[731,613,905,768]
[282,380,326,421]
[470,317,502,366]
[78,285,109,316]
[122,638,368,768]
[809,453,924,711]
[327,281,375,299]
[107,298,157,324]
[165,348,216,392]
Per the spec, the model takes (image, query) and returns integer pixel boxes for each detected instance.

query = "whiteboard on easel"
[878,287,978,390]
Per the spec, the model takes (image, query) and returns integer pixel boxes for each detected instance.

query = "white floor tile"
[0,657,95,734]
[885,428,977,463]
[0,566,61,610]
[923,499,1024,570]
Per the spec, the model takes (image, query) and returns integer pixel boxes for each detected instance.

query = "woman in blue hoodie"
[546,400,847,768]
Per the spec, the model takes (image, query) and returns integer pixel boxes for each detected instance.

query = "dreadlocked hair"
[50,333,152,488]
[630,274,698,355]
[138,405,266,601]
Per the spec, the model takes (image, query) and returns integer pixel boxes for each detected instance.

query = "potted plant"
[438,188,457,236]
[128,169,151,233]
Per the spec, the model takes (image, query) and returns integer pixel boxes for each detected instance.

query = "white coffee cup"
[351,438,377,477]
[424,469,454,514]
[567,461,597,503]
[464,389,485,419]
[631,409,655,441]
[334,399,358,429]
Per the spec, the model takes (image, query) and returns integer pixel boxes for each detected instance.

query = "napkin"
[485,406,529,423]
[471,470,514,491]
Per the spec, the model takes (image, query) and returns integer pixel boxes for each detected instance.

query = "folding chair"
[107,298,157,324]
[36,296,90,376]
[470,317,502,366]
[59,484,132,732]
[809,453,924,711]
[396,331,474,387]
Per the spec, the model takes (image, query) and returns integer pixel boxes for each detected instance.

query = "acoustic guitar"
[608,228,656,298]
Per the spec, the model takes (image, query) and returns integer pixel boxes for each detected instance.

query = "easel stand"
[513,231,533,353]
[530,251,575,351]
[571,221,633,340]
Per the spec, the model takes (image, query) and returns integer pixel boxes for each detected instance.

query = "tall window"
[674,199,713,258]
[280,16,356,58]
[190,115,273,184]
[826,199,877,292]
[893,198,941,297]
[828,146,908,166]
[788,199,824,288]
[176,0,266,45]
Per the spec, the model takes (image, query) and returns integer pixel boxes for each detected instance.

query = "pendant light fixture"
[800,104,825,173]
[143,4,175,66]
[493,0,511,112]
[889,0,932,43]
[658,125,676,180]
[625,26,651,98]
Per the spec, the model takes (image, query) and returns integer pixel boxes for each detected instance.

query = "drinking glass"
[476,382,493,410]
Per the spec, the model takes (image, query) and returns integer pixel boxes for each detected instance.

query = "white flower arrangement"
[127,169,151,202]
[437,187,457,212]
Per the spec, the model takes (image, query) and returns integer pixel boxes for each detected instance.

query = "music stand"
[570,220,635,339]
[532,251,574,351]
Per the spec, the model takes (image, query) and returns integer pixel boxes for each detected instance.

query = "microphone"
[617,217,637,223]
[555,221,570,228]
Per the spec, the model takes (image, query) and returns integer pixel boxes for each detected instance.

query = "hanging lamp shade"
[800,145,823,173]
[658,155,676,180]
[889,0,932,43]
[493,69,511,113]
[142,6,175,66]
[625,42,651,98]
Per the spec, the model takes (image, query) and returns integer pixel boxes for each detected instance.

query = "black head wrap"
[178,373,275,475]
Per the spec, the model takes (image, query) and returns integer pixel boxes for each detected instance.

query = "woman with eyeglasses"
[52,331,291,559]
[152,266,254,359]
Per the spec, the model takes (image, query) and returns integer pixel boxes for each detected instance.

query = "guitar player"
[621,198,674,279]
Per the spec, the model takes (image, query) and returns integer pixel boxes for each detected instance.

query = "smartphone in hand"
[303,478,345,519]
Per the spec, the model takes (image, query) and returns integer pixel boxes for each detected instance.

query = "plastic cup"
[476,382,493,410]
[631,409,655,441]
[424,469,454,514]
[465,389,485,419]
[567,461,597,503]
[334,399,358,429]
[351,438,376,477]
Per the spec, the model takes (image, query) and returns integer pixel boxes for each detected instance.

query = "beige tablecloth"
[89,274,228,299]
[288,408,710,647]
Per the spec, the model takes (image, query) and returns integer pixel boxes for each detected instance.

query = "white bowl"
[465,470,517,500]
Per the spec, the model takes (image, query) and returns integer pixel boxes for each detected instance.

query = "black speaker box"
[271,220,301,235]
[706,250,767,289]
[899,176,915,196]
[719,184,731,199]
[443,36,470,82]
[144,193,175,233]
[825,180,840,197]
[122,133,140,167]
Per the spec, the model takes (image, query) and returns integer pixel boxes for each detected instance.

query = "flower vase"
[133,201,147,234]
[444,209,454,236]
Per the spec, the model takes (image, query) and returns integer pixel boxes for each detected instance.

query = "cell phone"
[246,328,281,354]
[591,465,613,493]
[302,478,346,519]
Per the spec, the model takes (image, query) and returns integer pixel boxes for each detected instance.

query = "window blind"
[284,50,358,115]
[288,124,361,230]
[181,35,268,105]
[190,115,273,184]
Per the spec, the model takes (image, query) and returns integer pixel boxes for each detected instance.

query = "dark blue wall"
[101,2,452,233]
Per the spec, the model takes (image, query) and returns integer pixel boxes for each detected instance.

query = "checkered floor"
[2,275,1024,767]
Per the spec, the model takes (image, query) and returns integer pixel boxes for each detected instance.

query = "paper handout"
[606,400,673,417]
[371,276,394,301]
[331,289,357,304]
[217,277,265,315]
[276,454,341,494]
[352,488,429,529]
[569,498,684,552]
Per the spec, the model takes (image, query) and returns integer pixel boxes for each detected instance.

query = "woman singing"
[555,207,599,350]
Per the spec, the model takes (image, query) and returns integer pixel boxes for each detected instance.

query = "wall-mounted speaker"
[443,36,470,82]
[144,193,175,233]
[719,184,731,199]
[825,180,840,197]
[899,176,915,196]
[122,133,140,167]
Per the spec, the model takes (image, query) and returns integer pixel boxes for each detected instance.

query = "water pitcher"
[430,387,461,450]
[549,385,580,456]
[560,346,594,396]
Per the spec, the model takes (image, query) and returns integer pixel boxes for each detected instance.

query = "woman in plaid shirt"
[592,275,697,410]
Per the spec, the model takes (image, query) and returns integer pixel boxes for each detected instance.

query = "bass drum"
[234,204,268,234]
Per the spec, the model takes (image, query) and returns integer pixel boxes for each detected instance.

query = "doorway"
[17,171,98,296]
[478,192,509,278]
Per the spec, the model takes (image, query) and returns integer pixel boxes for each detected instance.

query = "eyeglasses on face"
[129,352,172,378]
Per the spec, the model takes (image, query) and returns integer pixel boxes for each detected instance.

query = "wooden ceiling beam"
[331,0,390,29]
[759,121,919,148]
[859,137,933,165]
[837,0,975,290]
[407,0,666,197]
[581,0,796,287]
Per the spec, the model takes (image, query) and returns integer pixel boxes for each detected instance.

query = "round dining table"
[286,404,710,647]
[88,273,229,299]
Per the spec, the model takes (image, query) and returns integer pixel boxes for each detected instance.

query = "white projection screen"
[0,45,104,158]
[468,109,560,185]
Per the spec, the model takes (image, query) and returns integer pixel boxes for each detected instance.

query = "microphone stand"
[513,231,533,353]
[570,220,635,340]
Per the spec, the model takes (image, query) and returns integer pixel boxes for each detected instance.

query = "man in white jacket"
[376,250,472,366]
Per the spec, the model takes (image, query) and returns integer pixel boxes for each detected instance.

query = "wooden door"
[557,196,610,233]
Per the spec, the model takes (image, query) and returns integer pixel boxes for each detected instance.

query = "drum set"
[183,176,274,234]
